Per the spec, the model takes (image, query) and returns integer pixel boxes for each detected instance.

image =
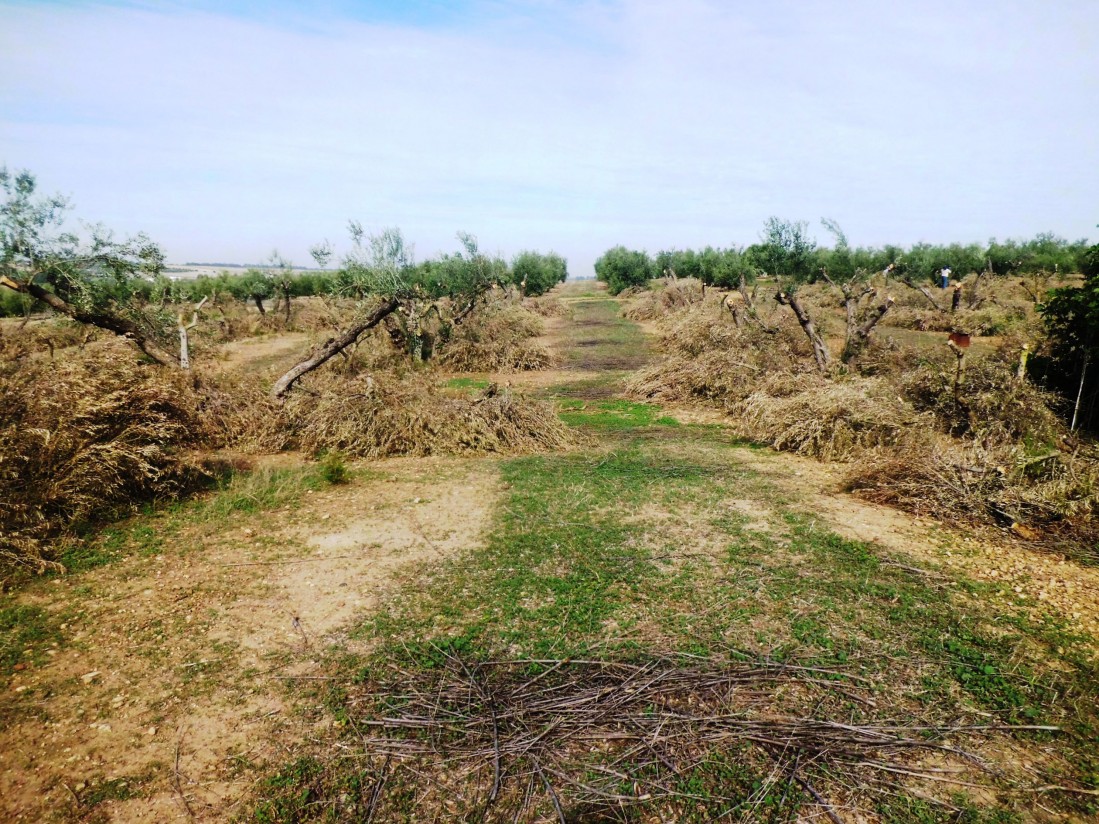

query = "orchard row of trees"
[0,168,567,396]
[0,244,568,321]
[599,217,1099,432]
[0,167,567,321]
[595,218,1092,295]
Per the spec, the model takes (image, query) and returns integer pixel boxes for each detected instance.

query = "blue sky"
[2,0,1097,275]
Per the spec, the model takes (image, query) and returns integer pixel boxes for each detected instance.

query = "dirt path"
[1,457,500,821]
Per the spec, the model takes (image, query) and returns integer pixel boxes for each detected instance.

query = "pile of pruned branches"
[268,653,1064,822]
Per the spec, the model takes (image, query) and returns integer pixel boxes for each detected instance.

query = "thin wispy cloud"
[1,0,1096,273]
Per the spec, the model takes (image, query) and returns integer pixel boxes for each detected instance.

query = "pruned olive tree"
[817,218,894,363]
[0,167,179,366]
[754,217,892,373]
[270,226,507,399]
[747,217,832,372]
[265,251,296,324]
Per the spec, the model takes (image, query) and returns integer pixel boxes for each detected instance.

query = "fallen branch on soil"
[173,725,197,822]
[303,654,1067,821]
[219,555,361,567]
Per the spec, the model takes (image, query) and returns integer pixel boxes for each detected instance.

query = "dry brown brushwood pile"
[622,277,705,321]
[193,295,349,344]
[437,302,557,372]
[261,653,1064,821]
[0,317,99,362]
[628,296,1098,554]
[877,274,1041,337]
[522,294,568,318]
[274,371,574,458]
[0,341,226,573]
[0,317,573,573]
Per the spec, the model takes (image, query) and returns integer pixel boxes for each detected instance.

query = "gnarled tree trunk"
[733,274,776,334]
[177,296,207,370]
[775,290,830,373]
[842,296,894,362]
[271,298,399,399]
[2,276,177,366]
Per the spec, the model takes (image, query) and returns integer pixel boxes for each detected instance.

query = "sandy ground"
[731,445,1099,653]
[1,457,499,822]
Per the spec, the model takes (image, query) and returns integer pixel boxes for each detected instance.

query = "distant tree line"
[595,220,1092,295]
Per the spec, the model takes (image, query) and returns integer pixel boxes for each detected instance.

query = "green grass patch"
[359,438,738,663]
[0,600,64,676]
[444,376,491,391]
[58,463,342,574]
[562,298,651,374]
[558,398,680,430]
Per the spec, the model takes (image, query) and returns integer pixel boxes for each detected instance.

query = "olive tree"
[511,250,568,297]
[754,217,892,372]
[594,246,654,294]
[0,167,177,365]
[816,218,894,363]
[271,227,507,399]
[1040,242,1099,430]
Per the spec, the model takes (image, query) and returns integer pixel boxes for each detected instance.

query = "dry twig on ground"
[271,654,1068,822]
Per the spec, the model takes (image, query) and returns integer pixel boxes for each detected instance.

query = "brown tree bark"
[842,296,894,362]
[271,298,400,399]
[820,271,877,360]
[2,276,178,366]
[902,278,943,311]
[281,285,292,325]
[722,294,746,328]
[775,290,831,373]
[735,274,777,334]
[177,296,207,370]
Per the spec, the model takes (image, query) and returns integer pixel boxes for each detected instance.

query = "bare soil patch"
[214,332,312,375]
[0,456,499,822]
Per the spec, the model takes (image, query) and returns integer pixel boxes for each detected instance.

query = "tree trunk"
[271,299,399,399]
[177,297,206,370]
[948,339,968,409]
[1071,350,1090,431]
[722,294,745,328]
[736,274,776,334]
[253,295,266,315]
[452,294,478,327]
[282,287,292,325]
[842,297,894,362]
[178,324,192,369]
[8,278,178,366]
[1015,344,1030,384]
[406,300,423,363]
[902,279,943,311]
[775,291,831,373]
